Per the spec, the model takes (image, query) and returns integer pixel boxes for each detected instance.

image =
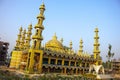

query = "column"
[76,68,78,75]
[28,50,34,73]
[75,61,76,67]
[38,51,43,73]
[61,68,64,74]
[69,60,71,66]
[64,68,66,74]
[55,58,58,65]
[62,59,64,66]
[48,57,51,64]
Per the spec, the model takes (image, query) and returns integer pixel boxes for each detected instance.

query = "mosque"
[10,3,102,75]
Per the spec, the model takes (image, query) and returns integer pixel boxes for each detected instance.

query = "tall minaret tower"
[26,3,45,73]
[78,39,83,56]
[31,3,45,49]
[25,24,32,49]
[15,27,22,50]
[93,28,102,65]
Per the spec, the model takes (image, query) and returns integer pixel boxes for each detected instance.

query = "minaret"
[69,41,73,54]
[15,27,22,50]
[31,3,45,49]
[78,39,83,55]
[19,29,26,50]
[93,28,101,65]
[26,3,45,73]
[25,24,32,49]
[70,41,72,50]
[60,38,63,44]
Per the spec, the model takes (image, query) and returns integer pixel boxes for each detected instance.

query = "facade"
[10,3,102,74]
[112,59,120,74]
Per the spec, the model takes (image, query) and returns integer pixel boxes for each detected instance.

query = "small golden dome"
[45,33,63,49]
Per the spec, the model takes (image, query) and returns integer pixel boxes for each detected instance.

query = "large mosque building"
[10,3,102,74]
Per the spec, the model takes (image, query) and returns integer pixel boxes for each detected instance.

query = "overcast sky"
[0,0,120,61]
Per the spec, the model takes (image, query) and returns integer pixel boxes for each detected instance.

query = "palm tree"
[106,44,114,69]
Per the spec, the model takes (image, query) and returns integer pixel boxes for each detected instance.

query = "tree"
[106,44,114,69]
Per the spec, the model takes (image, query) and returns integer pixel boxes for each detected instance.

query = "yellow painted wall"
[10,51,22,69]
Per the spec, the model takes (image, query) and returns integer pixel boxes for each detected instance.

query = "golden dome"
[45,33,64,49]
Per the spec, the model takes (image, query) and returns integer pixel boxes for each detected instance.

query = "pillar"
[69,60,71,66]
[48,57,51,64]
[38,51,43,73]
[55,58,58,65]
[28,50,34,73]
[76,68,78,75]
[62,59,64,66]
[75,61,76,67]
[64,68,66,74]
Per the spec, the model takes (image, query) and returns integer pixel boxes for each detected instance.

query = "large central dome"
[45,33,64,50]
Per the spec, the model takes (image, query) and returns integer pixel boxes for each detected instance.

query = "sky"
[0,0,120,61]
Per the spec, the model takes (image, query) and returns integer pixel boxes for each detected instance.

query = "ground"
[0,66,120,80]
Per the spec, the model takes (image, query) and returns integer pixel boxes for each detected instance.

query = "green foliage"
[106,44,114,62]
[106,44,115,69]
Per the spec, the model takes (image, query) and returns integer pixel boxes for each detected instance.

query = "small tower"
[19,29,26,50]
[93,27,102,65]
[15,27,23,50]
[70,41,72,50]
[60,38,63,44]
[25,24,32,49]
[31,3,45,49]
[69,41,73,54]
[78,39,83,56]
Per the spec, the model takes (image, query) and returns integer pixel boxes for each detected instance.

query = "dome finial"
[52,33,57,40]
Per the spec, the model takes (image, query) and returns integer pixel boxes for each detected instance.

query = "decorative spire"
[52,33,57,40]
[93,27,101,65]
[24,24,32,49]
[31,3,45,49]
[60,38,63,44]
[15,27,23,50]
[78,38,83,55]
[70,41,72,50]
[19,29,26,50]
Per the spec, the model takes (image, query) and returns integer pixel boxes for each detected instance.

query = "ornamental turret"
[24,24,32,49]
[31,3,45,49]
[69,41,73,54]
[93,27,102,65]
[15,27,22,50]
[19,29,26,50]
[78,39,83,56]
[60,38,63,44]
[70,41,72,50]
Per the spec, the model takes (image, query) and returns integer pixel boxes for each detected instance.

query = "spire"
[70,41,72,49]
[93,27,101,65]
[32,3,45,49]
[19,29,26,50]
[25,24,32,49]
[69,41,74,54]
[15,26,23,50]
[78,38,83,55]
[52,33,57,40]
[60,38,63,44]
